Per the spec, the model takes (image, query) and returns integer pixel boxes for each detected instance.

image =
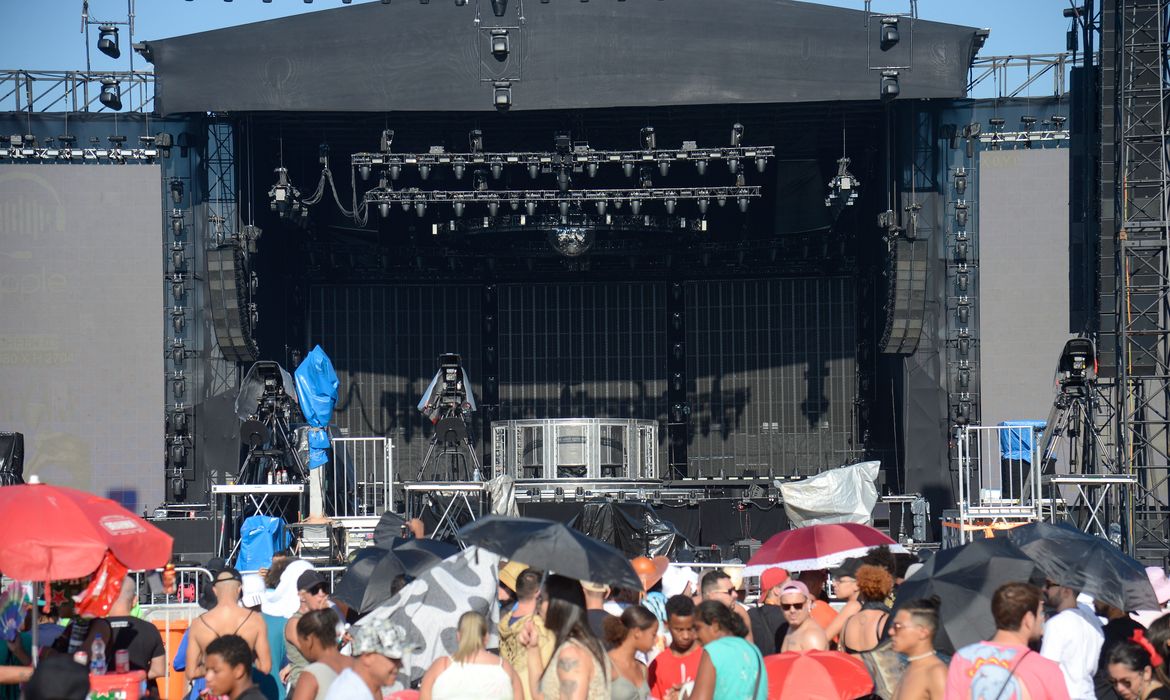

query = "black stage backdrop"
[310,278,857,478]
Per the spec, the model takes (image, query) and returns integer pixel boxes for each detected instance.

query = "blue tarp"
[237,515,289,571]
[998,420,1047,462]
[295,346,339,469]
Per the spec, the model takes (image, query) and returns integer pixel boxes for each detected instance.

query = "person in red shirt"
[648,595,703,700]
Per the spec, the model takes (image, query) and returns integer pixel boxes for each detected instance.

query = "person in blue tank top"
[689,601,767,700]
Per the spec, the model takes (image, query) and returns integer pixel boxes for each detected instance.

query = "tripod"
[1022,378,1113,500]
[415,408,483,482]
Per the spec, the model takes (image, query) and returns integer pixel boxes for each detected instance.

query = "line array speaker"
[880,237,929,355]
[206,246,258,363]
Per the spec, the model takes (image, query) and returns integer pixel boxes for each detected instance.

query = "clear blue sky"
[0,0,1073,78]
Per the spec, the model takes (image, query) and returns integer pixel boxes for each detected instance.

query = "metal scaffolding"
[1114,0,1170,561]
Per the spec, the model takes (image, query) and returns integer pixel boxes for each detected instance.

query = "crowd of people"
[11,540,1170,700]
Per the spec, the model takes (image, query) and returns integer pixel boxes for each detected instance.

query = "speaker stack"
[880,237,929,355]
[206,246,259,363]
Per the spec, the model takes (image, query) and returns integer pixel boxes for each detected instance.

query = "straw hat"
[498,560,529,593]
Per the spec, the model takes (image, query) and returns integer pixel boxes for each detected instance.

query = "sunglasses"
[780,603,805,611]
[305,584,328,596]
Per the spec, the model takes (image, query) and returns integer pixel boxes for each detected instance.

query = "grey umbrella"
[1004,521,1158,611]
[458,515,642,590]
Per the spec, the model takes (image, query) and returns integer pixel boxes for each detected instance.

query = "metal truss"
[0,70,154,114]
[0,143,162,161]
[363,185,762,216]
[1115,0,1170,561]
[967,53,1077,99]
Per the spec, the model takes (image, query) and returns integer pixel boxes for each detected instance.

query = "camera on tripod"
[419,353,476,423]
[1057,338,1095,396]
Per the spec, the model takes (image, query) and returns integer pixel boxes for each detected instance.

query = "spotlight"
[269,167,301,217]
[509,199,520,211]
[380,129,395,152]
[99,78,123,111]
[596,200,607,215]
[955,201,968,228]
[169,178,184,205]
[488,200,500,216]
[755,156,767,173]
[525,200,536,216]
[717,194,728,207]
[493,80,512,110]
[469,129,483,153]
[454,201,465,217]
[586,161,598,178]
[389,163,402,180]
[738,197,750,213]
[641,127,656,151]
[490,0,508,15]
[453,160,466,179]
[623,162,635,178]
[559,200,570,216]
[556,168,570,193]
[697,197,709,214]
[665,198,676,214]
[97,25,121,59]
[491,29,510,61]
[880,70,900,99]
[419,163,431,180]
[415,199,427,217]
[359,163,371,180]
[879,17,900,51]
[171,212,185,236]
[639,166,653,189]
[631,199,642,215]
[658,160,670,177]
[730,123,744,147]
[825,157,860,207]
[954,167,967,195]
[379,202,390,218]
[528,161,540,179]
[696,159,707,175]
[491,161,504,179]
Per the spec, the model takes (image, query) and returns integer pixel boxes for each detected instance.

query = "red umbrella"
[0,478,173,581]
[764,650,872,700]
[744,522,904,575]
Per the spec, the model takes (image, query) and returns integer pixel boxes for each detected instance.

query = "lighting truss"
[363,186,761,215]
[978,129,1070,148]
[0,144,160,161]
[351,145,775,178]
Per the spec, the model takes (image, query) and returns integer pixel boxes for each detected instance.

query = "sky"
[0,0,1075,74]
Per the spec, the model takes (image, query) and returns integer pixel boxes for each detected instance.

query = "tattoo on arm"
[557,656,580,674]
[559,679,580,697]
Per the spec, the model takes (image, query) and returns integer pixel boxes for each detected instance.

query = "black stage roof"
[146,0,982,115]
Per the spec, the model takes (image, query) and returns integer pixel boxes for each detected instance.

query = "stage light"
[697,197,709,214]
[454,201,465,217]
[528,161,540,179]
[491,160,504,179]
[489,201,500,216]
[631,199,642,215]
[955,201,968,228]
[171,212,185,237]
[879,17,899,50]
[755,156,767,172]
[99,78,123,111]
[596,200,607,215]
[664,198,676,214]
[623,162,635,178]
[586,161,598,178]
[401,200,412,212]
[717,194,727,207]
[730,123,744,147]
[491,0,508,15]
[825,157,859,207]
[171,340,186,365]
[97,25,121,59]
[419,163,431,179]
[880,70,900,99]
[469,129,483,153]
[389,163,402,180]
[510,199,520,211]
[639,166,653,189]
[494,80,512,110]
[695,159,707,175]
[491,29,510,61]
[559,200,570,216]
[359,163,371,180]
[659,160,670,176]
[380,129,395,153]
[170,178,184,205]
[641,127,656,150]
[453,159,466,179]
[415,199,427,217]
[557,168,570,193]
[954,167,967,195]
[379,202,390,218]
[455,0,467,5]
[525,201,536,216]
[738,197,750,213]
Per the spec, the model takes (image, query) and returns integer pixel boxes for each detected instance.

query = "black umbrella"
[392,538,460,579]
[458,515,642,590]
[892,537,1042,654]
[332,546,407,615]
[1004,521,1158,611]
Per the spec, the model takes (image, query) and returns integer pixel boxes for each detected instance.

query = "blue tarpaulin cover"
[998,420,1048,462]
[237,515,289,571]
[295,346,339,469]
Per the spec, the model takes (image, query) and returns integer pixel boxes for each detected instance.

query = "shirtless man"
[187,567,272,684]
[889,599,947,700]
[778,581,829,652]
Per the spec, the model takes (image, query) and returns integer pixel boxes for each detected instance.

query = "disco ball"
[548,226,595,257]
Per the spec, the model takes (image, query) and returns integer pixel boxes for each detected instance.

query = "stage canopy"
[145,0,982,115]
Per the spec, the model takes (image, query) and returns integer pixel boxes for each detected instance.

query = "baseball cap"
[760,568,789,594]
[831,558,863,579]
[297,570,326,592]
[351,618,417,660]
[25,655,90,700]
[211,567,243,585]
[779,580,811,600]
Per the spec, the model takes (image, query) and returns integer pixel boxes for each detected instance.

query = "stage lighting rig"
[269,167,304,218]
[825,157,860,207]
[879,17,899,50]
[97,25,121,58]
[494,81,512,110]
[880,70,899,99]
[99,78,123,111]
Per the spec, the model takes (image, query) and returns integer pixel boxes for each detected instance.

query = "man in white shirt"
[325,618,414,700]
[1040,580,1104,700]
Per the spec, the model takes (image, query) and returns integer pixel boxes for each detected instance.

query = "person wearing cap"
[581,580,617,643]
[499,567,554,700]
[284,570,333,689]
[499,560,528,614]
[838,564,893,655]
[747,568,788,656]
[325,619,413,700]
[187,567,273,685]
[778,581,829,652]
[823,558,863,642]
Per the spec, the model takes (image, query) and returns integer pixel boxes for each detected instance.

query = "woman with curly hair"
[839,564,893,655]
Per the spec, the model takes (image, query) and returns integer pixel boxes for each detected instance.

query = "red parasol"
[0,477,173,581]
[743,522,904,575]
[764,650,873,700]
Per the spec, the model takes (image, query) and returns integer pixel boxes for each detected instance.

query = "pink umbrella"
[743,523,904,575]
